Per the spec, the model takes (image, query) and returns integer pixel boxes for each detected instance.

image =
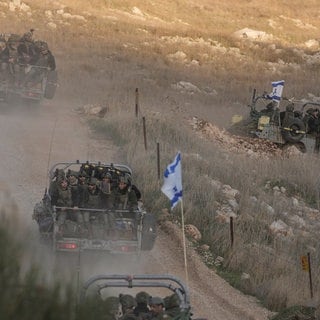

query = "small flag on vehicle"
[271,80,285,104]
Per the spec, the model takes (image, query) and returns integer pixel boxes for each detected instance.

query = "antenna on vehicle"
[45,118,58,188]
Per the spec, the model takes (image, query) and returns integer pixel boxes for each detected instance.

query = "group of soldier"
[101,291,181,320]
[48,164,141,237]
[0,29,56,87]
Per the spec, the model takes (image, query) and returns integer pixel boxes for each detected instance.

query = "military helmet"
[150,296,164,306]
[22,31,33,42]
[119,294,136,309]
[40,41,48,51]
[124,173,132,184]
[88,177,99,186]
[135,291,150,304]
[67,170,79,178]
[119,173,131,185]
[164,293,180,309]
[102,172,112,179]
[78,170,88,178]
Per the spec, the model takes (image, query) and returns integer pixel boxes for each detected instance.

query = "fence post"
[142,117,147,151]
[230,217,234,248]
[135,88,139,117]
[157,142,160,180]
[307,252,313,299]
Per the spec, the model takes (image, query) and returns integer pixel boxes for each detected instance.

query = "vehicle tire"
[141,213,157,251]
[281,119,305,142]
[44,70,58,99]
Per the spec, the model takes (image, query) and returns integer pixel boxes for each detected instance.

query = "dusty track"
[0,96,273,319]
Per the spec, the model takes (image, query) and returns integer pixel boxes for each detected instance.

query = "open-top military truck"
[80,274,207,320]
[0,65,58,103]
[246,89,320,153]
[33,161,157,255]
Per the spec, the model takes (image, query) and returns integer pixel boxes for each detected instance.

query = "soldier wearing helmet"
[79,177,103,237]
[134,291,150,319]
[103,296,121,320]
[113,174,138,210]
[119,294,138,320]
[149,296,171,320]
[163,294,180,318]
[18,30,37,65]
[6,34,21,84]
[0,37,9,82]
[50,177,73,230]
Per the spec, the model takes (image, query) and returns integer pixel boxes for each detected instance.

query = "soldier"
[119,294,138,320]
[149,297,171,320]
[307,108,320,134]
[77,170,88,208]
[80,177,102,237]
[18,30,37,65]
[103,296,121,320]
[134,291,151,319]
[50,177,73,230]
[113,175,138,210]
[100,172,115,236]
[6,34,21,85]
[163,294,180,318]
[0,37,9,82]
[66,170,80,209]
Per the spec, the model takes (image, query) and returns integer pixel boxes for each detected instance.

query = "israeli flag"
[271,80,285,103]
[161,152,182,209]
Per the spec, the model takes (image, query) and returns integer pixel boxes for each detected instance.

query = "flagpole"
[180,199,189,287]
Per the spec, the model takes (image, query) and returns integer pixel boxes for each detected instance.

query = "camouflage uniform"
[149,297,171,320]
[50,178,72,226]
[100,172,115,233]
[163,294,180,319]
[6,34,21,85]
[18,31,37,65]
[103,296,121,320]
[0,38,9,82]
[80,178,103,236]
[113,176,138,210]
[119,294,138,320]
[134,291,151,319]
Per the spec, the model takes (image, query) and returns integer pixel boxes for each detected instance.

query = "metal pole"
[230,217,234,248]
[157,142,160,180]
[307,252,313,298]
[142,117,147,151]
[135,88,139,117]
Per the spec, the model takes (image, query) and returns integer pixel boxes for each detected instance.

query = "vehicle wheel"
[141,213,157,251]
[44,70,58,99]
[281,119,305,142]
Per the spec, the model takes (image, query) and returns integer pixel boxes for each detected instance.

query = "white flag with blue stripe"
[271,80,284,104]
[161,152,182,209]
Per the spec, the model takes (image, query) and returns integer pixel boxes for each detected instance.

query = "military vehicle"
[33,161,157,255]
[0,64,58,103]
[0,33,58,103]
[80,274,207,320]
[237,89,320,153]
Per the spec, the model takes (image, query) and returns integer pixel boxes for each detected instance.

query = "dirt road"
[0,97,272,320]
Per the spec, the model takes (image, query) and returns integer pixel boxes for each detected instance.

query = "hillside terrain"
[1,0,320,319]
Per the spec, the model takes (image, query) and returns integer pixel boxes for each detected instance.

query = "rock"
[184,224,201,241]
[269,219,293,237]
